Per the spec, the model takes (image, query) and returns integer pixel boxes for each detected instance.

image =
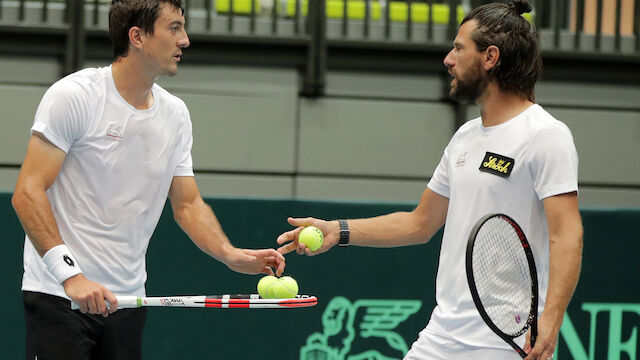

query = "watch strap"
[338,219,350,247]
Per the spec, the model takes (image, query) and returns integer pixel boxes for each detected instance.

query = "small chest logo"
[479,152,514,178]
[455,152,467,168]
[105,124,123,142]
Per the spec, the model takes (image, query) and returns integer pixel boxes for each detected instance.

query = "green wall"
[1,193,639,359]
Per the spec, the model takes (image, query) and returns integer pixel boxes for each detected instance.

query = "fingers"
[258,251,286,276]
[74,288,112,316]
[276,228,302,246]
[277,227,304,255]
[104,290,119,314]
[523,337,555,360]
[287,217,315,227]
[278,230,324,256]
[249,249,285,264]
[275,256,286,276]
[298,243,318,256]
[65,275,118,316]
[230,248,288,276]
[523,330,532,352]
[277,242,298,255]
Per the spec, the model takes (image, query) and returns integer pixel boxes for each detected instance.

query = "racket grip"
[71,296,140,310]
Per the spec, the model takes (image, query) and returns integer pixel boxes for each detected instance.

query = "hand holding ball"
[257,275,299,299]
[298,226,324,251]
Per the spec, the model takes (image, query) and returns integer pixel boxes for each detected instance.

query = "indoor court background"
[0,0,638,358]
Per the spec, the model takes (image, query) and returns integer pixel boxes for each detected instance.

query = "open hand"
[276,217,339,256]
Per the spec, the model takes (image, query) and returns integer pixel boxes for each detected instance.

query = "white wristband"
[42,244,82,284]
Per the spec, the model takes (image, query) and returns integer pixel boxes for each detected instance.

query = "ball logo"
[63,254,75,267]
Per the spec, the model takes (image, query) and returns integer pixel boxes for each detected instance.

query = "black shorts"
[23,291,147,360]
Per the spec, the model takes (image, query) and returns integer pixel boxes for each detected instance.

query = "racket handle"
[71,296,140,310]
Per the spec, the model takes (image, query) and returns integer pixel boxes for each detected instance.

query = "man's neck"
[478,83,534,127]
[111,58,155,110]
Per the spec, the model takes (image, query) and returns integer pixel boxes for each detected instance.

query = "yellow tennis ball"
[298,226,324,251]
[266,276,299,299]
[257,275,278,299]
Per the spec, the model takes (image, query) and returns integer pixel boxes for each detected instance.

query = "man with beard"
[276,1,582,359]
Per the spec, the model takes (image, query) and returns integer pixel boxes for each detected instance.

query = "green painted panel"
[2,194,638,358]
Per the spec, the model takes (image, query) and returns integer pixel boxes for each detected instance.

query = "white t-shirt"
[423,104,578,350]
[22,66,194,299]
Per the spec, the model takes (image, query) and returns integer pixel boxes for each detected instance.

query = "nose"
[443,48,454,69]
[178,29,190,49]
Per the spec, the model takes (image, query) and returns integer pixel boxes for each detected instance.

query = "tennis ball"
[298,226,324,251]
[257,275,278,299]
[266,276,299,299]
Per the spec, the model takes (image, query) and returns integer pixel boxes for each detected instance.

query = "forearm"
[543,229,583,327]
[339,189,447,248]
[173,198,234,263]
[345,211,440,247]
[12,184,64,257]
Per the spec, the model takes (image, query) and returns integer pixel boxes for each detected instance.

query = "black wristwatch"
[338,219,350,247]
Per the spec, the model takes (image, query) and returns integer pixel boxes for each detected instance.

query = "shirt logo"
[479,152,514,178]
[105,124,123,142]
[455,152,467,168]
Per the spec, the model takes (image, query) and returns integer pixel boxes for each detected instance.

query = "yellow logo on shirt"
[479,152,514,178]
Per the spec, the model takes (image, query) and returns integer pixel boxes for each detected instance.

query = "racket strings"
[472,217,533,337]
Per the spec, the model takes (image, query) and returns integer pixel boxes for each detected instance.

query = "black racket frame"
[465,213,539,358]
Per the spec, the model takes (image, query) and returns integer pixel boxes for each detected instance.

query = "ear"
[128,26,145,51]
[483,45,500,71]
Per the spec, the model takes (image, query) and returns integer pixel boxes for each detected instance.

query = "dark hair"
[109,0,184,60]
[461,0,542,101]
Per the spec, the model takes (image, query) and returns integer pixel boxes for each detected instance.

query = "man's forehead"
[157,3,184,22]
[454,20,477,45]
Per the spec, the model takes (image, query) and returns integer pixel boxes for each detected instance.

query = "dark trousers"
[24,291,147,360]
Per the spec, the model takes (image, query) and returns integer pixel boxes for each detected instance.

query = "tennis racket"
[71,294,317,310]
[465,214,538,358]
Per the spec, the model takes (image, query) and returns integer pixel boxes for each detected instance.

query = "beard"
[449,60,488,103]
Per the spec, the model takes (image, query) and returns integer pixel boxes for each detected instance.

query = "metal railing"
[0,0,639,94]
[1,0,638,47]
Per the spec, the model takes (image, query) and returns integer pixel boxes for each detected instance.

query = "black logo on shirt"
[63,255,75,267]
[479,152,514,178]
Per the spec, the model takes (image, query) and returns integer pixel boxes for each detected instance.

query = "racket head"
[465,214,539,356]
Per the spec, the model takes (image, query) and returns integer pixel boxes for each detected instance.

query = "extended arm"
[12,133,118,315]
[168,176,285,276]
[524,192,583,359]
[277,188,449,255]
